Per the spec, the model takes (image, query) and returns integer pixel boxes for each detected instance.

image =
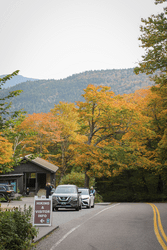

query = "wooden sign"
[33,196,52,226]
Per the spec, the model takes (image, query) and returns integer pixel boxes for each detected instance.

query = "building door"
[37,173,46,189]
[26,173,36,191]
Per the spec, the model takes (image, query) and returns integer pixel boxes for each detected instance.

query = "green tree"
[60,172,95,188]
[0,70,23,130]
[134,0,167,192]
[134,0,167,137]
[134,0,167,84]
[0,71,25,172]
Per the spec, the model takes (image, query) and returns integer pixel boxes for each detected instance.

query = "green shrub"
[13,196,22,201]
[60,172,85,187]
[60,172,94,187]
[0,197,7,202]
[94,193,103,203]
[0,205,38,250]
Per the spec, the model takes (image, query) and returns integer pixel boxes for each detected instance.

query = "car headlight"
[70,197,78,201]
[52,196,58,200]
[82,198,89,202]
[82,197,89,201]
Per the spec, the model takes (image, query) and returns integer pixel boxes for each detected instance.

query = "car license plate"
[61,202,66,205]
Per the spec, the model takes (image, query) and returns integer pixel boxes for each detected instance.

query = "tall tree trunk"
[84,169,90,188]
[157,174,163,194]
[142,175,149,193]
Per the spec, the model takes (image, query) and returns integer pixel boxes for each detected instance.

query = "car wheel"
[87,201,91,209]
[53,207,58,211]
[0,193,4,199]
[0,193,7,201]
[76,203,80,211]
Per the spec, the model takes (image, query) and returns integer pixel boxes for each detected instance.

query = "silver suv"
[52,184,82,211]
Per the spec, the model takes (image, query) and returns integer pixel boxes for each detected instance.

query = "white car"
[78,188,94,208]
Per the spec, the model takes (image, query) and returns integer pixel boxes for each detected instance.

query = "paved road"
[0,197,108,226]
[0,197,109,242]
[34,203,167,250]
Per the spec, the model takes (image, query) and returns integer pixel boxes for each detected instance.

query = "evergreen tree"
[134,0,167,82]
[0,70,23,130]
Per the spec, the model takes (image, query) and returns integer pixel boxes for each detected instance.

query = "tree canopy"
[0,71,25,172]
[0,70,23,130]
[134,0,167,79]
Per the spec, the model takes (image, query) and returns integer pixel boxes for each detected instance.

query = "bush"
[0,205,38,250]
[13,196,22,201]
[94,193,103,203]
[60,172,94,187]
[60,172,85,187]
[0,197,7,202]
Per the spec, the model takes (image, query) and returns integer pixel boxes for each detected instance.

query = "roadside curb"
[34,225,59,243]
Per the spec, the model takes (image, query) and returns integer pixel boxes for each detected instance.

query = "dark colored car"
[52,184,82,211]
[0,184,15,201]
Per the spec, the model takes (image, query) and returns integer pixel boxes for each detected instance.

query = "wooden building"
[0,155,59,195]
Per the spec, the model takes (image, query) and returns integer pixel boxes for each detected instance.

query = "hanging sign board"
[33,196,52,226]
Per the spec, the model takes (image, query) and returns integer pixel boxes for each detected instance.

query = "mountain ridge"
[0,68,153,114]
[0,75,38,89]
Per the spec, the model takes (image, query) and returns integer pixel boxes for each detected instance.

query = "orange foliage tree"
[51,102,85,183]
[0,133,13,173]
[74,84,143,187]
[18,112,61,161]
[119,88,158,171]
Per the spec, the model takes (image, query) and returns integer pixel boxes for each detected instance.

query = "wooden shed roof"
[24,155,59,173]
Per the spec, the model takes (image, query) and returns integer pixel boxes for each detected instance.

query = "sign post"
[33,196,52,226]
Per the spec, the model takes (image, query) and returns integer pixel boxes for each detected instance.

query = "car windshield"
[55,186,77,194]
[79,189,89,195]
[6,186,14,191]
[0,185,14,191]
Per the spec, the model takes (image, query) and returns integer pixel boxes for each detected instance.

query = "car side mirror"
[78,191,81,194]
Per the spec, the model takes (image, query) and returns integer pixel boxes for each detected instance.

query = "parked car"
[78,188,94,208]
[0,184,15,201]
[52,184,82,211]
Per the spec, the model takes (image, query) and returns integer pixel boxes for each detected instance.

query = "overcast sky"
[0,0,165,80]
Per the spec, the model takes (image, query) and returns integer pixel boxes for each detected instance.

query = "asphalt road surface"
[34,202,167,250]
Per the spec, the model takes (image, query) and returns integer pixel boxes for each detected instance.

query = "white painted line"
[50,203,120,250]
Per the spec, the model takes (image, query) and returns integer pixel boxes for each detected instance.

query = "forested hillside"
[0,68,152,114]
[0,75,37,89]
[1,0,166,203]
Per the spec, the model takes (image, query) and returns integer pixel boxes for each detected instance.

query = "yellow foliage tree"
[51,102,86,183]
[74,84,142,187]
[120,87,163,174]
[18,112,61,161]
[0,133,13,173]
